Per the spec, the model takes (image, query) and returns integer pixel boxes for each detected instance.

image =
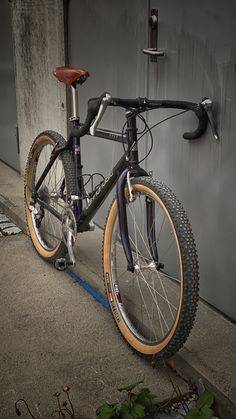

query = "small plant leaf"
[120,400,145,419]
[96,403,117,419]
[134,387,157,403]
[185,403,214,419]
[118,380,144,393]
[131,402,145,418]
[120,399,131,414]
[185,406,200,419]
[201,405,214,419]
[196,390,214,409]
[136,388,151,398]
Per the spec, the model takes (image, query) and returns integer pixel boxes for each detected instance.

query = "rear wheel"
[24,131,76,263]
[103,177,199,359]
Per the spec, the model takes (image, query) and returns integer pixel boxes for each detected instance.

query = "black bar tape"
[147,99,208,139]
[69,94,208,140]
[111,97,146,109]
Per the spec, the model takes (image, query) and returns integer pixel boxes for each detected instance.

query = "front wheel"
[103,177,199,360]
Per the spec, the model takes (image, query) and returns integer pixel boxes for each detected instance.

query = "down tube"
[77,154,127,232]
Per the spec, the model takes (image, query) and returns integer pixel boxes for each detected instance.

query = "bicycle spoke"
[128,204,152,259]
[157,271,175,321]
[138,268,169,334]
[137,269,177,311]
[136,271,158,339]
[26,138,70,252]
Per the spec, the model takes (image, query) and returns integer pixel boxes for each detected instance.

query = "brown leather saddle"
[53,66,90,85]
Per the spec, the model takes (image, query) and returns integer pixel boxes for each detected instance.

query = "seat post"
[70,84,79,120]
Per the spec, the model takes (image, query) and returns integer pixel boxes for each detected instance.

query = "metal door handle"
[144,9,165,62]
[143,48,164,57]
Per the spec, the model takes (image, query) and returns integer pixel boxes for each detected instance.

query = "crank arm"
[66,230,76,266]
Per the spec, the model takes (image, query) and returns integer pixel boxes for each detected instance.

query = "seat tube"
[72,132,83,217]
[69,84,83,218]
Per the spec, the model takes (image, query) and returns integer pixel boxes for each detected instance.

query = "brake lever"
[90,93,112,135]
[201,98,219,141]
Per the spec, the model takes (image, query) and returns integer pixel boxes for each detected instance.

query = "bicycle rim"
[25,134,70,259]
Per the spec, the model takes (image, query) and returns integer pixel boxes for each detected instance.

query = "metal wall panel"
[69,0,236,319]
[68,0,148,227]
[147,0,236,319]
[0,1,19,171]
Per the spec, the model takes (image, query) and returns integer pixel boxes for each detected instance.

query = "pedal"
[88,221,95,231]
[67,230,76,266]
[55,258,67,271]
[83,221,96,232]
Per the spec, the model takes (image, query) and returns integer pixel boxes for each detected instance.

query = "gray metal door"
[69,0,236,319]
[146,0,236,319]
[0,1,19,171]
[68,0,148,227]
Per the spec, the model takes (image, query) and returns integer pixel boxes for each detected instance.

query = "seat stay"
[36,197,63,222]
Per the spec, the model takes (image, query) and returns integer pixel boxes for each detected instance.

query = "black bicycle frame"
[34,113,142,220]
[75,113,148,233]
[34,112,159,271]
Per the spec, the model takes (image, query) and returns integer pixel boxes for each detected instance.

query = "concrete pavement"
[0,233,190,418]
[0,161,235,418]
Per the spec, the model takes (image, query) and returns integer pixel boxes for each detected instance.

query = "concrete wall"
[11,0,67,172]
[0,0,19,172]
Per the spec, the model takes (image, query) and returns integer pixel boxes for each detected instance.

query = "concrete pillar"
[11,0,67,173]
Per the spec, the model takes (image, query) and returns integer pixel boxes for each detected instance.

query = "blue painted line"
[65,268,110,311]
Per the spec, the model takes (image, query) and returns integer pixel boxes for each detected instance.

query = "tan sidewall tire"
[103,182,184,356]
[25,132,75,261]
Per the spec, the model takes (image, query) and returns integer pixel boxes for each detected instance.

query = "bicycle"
[24,66,218,360]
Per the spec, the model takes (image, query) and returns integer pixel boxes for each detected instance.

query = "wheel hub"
[134,261,164,271]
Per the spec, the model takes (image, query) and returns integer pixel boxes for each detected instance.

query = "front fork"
[116,169,161,272]
[116,168,134,272]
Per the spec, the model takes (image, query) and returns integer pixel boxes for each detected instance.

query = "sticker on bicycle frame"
[108,286,113,303]
[74,145,80,154]
[105,272,113,302]
[114,283,122,304]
